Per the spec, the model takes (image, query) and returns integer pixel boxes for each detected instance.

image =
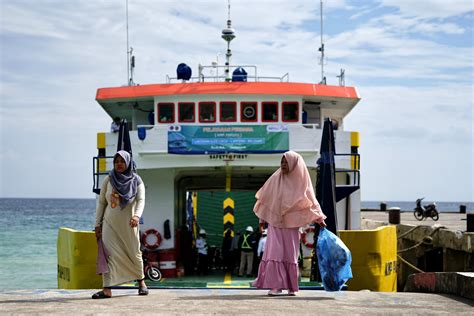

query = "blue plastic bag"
[316,228,353,291]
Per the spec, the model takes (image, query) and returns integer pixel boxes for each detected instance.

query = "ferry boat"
[90,6,361,280]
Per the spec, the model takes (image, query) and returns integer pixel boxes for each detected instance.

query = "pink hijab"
[253,151,326,228]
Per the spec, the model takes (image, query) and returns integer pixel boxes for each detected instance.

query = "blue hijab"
[109,150,142,209]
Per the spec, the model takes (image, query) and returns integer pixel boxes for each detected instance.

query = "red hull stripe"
[96,82,360,101]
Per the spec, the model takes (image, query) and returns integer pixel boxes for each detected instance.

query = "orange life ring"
[142,229,162,250]
[301,227,315,248]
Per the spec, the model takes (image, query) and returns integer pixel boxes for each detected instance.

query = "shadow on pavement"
[178,294,335,301]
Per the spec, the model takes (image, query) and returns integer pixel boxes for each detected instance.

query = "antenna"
[221,0,236,82]
[129,47,135,85]
[337,69,345,86]
[126,0,130,85]
[318,0,326,84]
[125,0,136,86]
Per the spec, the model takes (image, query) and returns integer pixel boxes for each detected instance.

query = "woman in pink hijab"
[252,150,326,296]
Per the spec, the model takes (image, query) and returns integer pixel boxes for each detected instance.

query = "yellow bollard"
[57,228,102,289]
[339,225,397,292]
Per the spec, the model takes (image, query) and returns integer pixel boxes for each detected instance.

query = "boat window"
[199,102,216,122]
[157,102,175,123]
[220,102,237,122]
[282,102,299,122]
[241,102,258,122]
[178,102,195,122]
[262,102,278,122]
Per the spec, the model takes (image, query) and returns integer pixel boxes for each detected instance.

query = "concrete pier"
[0,289,473,315]
[361,211,469,231]
[361,211,473,294]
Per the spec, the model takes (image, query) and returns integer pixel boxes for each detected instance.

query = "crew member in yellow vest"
[238,226,256,277]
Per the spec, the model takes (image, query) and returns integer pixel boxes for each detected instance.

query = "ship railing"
[92,155,114,194]
[137,123,321,130]
[166,64,289,83]
[334,153,360,186]
[137,124,154,130]
[134,124,322,132]
[165,74,290,83]
[254,74,290,82]
[199,64,258,81]
[302,123,321,129]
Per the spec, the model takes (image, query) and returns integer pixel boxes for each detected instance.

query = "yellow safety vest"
[241,233,252,250]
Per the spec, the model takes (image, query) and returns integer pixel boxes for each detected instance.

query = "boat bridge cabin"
[96,82,359,131]
[93,80,361,254]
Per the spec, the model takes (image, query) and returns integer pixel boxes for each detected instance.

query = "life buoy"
[243,105,255,118]
[301,227,315,248]
[141,229,162,250]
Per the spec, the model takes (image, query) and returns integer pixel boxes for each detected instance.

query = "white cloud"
[325,19,472,84]
[346,84,473,140]
[0,3,68,39]
[345,84,473,201]
[376,14,465,35]
[379,0,473,19]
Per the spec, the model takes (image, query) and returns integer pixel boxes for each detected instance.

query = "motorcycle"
[142,250,162,282]
[413,198,439,221]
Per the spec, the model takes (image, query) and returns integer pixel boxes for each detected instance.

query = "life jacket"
[241,233,252,251]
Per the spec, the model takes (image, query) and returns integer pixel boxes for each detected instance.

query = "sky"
[0,0,472,202]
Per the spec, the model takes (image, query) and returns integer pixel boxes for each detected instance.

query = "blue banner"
[168,125,289,154]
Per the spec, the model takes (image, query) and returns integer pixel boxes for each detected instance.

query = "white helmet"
[246,226,254,232]
[199,229,206,235]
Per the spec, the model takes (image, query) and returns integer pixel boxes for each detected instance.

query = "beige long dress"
[95,176,145,287]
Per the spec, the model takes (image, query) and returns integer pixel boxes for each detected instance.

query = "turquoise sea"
[0,198,472,289]
[0,198,95,289]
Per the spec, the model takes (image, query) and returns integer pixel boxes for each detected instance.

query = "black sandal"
[91,290,111,299]
[138,286,149,296]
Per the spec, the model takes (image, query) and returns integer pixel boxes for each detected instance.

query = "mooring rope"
[396,225,446,273]
[397,254,424,273]
[397,225,446,253]
[397,225,422,239]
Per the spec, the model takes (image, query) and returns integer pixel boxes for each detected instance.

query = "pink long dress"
[252,151,326,292]
[252,224,300,291]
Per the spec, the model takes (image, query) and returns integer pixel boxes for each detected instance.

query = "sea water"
[0,198,472,289]
[0,198,95,289]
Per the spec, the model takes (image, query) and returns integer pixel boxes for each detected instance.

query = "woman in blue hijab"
[93,150,147,299]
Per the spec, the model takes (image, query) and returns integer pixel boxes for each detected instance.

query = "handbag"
[96,237,109,275]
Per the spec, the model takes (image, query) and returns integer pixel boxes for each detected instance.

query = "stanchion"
[388,207,400,225]
[467,213,474,232]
